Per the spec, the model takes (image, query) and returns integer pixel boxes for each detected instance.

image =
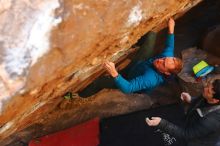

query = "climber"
[104,18,183,94]
[146,74,220,146]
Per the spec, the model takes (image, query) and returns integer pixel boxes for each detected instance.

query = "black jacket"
[158,97,220,146]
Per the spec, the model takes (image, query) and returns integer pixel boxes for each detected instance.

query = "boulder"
[0,0,203,145]
[178,48,220,97]
[203,25,220,58]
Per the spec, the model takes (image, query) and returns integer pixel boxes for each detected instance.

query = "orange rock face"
[0,0,202,145]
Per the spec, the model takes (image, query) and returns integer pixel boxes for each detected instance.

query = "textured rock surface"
[203,25,220,58]
[0,0,203,145]
[178,48,220,97]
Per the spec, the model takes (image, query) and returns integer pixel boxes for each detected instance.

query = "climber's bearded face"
[153,57,176,75]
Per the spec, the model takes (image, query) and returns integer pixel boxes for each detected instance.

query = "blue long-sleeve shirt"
[114,34,174,94]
